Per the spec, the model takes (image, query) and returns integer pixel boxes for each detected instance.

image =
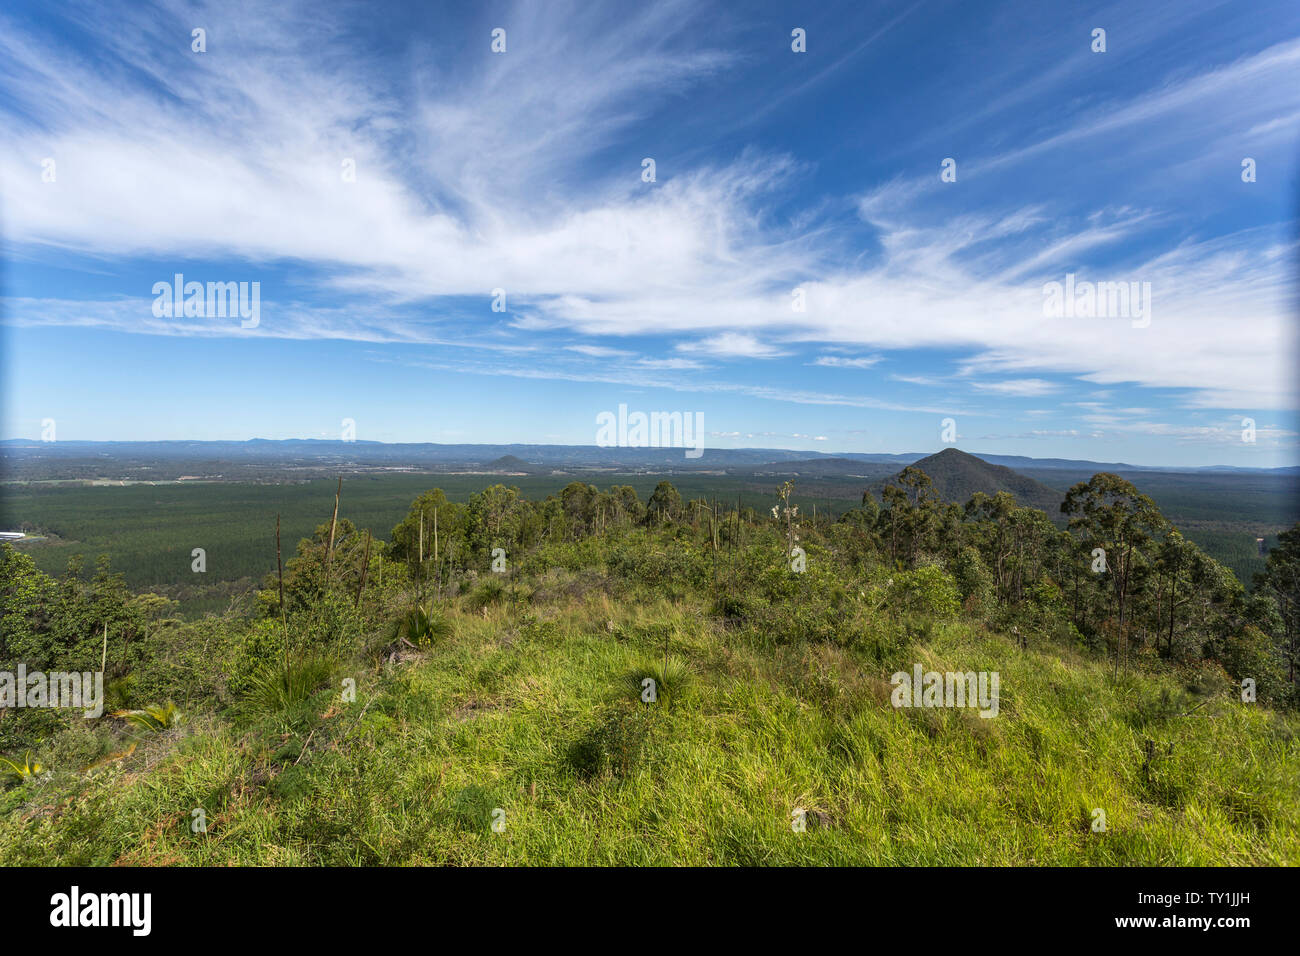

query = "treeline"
[370,470,1299,702]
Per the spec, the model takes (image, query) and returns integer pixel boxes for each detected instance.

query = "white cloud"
[812,355,883,369]
[633,357,709,370]
[565,345,634,358]
[1,0,1296,417]
[675,332,786,359]
[970,379,1059,397]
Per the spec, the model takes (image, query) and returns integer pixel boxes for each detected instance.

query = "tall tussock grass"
[245,655,336,717]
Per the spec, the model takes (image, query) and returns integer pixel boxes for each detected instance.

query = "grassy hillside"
[2,587,1295,865]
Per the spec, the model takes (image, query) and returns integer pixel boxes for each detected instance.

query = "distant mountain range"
[2,438,1295,475]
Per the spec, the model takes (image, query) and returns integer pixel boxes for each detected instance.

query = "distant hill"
[482,454,543,474]
[739,457,895,478]
[886,448,1064,514]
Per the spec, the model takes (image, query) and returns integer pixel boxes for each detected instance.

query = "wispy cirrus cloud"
[811,355,883,369]
[675,332,787,359]
[970,379,1060,397]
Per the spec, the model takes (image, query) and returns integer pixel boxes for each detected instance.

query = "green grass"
[3,592,1294,866]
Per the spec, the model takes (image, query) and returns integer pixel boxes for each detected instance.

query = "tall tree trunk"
[326,476,342,571]
[354,530,372,609]
[276,514,288,671]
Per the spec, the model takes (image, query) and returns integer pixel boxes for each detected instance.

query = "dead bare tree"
[354,530,373,609]
[276,513,288,670]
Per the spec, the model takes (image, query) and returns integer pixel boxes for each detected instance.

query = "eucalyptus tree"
[1255,523,1300,688]
[881,466,942,568]
[646,480,684,525]
[1061,473,1167,672]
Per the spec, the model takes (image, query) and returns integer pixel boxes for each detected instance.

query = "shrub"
[1208,625,1291,704]
[622,654,692,707]
[0,752,44,786]
[393,605,452,648]
[886,565,961,619]
[245,654,336,716]
[110,701,181,733]
[564,705,649,779]
[466,578,506,612]
[950,546,995,610]
[850,619,913,668]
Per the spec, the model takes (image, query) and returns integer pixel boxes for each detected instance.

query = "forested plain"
[2,468,1294,614]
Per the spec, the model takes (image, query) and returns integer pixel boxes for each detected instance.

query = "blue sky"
[2,0,1298,466]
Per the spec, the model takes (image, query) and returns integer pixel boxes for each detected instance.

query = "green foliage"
[622,654,691,707]
[0,752,44,785]
[111,701,182,733]
[951,546,995,610]
[886,565,961,619]
[1257,523,1300,695]
[646,480,684,524]
[564,705,650,780]
[465,578,506,612]
[394,605,452,648]
[245,655,336,717]
[6,471,1291,606]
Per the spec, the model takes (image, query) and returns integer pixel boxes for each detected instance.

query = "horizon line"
[2,437,1296,473]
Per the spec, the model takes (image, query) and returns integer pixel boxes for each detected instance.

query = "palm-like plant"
[0,751,44,784]
[247,656,334,715]
[111,701,182,732]
[623,654,691,707]
[394,604,451,648]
